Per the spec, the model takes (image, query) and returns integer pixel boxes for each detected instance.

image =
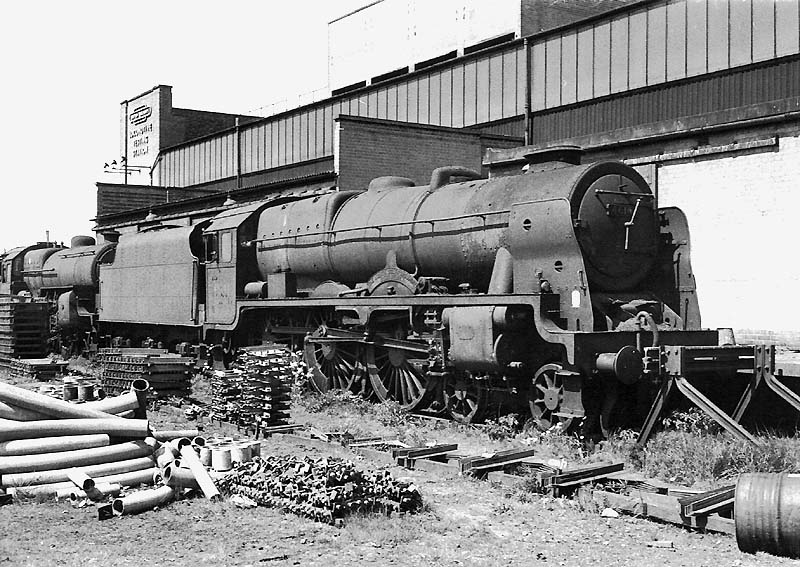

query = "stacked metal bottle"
[209,348,292,429]
[217,455,422,524]
[97,348,193,397]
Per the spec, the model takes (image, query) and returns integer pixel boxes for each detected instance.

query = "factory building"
[95,0,800,345]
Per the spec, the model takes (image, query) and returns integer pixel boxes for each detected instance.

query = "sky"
[0,0,367,249]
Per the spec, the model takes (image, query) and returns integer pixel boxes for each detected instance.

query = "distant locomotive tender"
[4,145,790,441]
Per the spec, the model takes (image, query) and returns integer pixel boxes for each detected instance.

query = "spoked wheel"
[527,363,574,432]
[303,327,367,395]
[443,372,488,424]
[366,344,431,411]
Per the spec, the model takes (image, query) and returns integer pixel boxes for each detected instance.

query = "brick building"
[95,0,800,344]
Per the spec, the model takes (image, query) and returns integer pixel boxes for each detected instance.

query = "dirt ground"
[1,367,798,566]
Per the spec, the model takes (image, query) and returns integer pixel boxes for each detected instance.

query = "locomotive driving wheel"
[366,343,431,411]
[443,372,488,424]
[527,363,574,432]
[303,327,367,395]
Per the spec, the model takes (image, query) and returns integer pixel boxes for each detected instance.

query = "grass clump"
[635,431,800,486]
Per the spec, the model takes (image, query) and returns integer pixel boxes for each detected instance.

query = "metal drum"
[735,473,800,557]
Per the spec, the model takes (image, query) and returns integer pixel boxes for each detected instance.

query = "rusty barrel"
[735,473,800,557]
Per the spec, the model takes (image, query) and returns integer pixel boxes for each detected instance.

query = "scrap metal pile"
[218,455,423,524]
[97,348,194,398]
[209,348,292,430]
[0,377,225,518]
[0,297,49,359]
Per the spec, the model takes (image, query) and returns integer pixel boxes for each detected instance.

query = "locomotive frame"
[3,145,800,444]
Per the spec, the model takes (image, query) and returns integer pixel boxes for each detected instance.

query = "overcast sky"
[0,0,367,249]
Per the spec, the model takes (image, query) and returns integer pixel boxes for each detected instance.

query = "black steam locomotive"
[3,146,792,443]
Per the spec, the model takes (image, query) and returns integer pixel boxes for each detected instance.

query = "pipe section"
[152,429,200,442]
[131,379,149,419]
[167,438,192,453]
[0,418,149,441]
[83,391,138,414]
[154,445,178,468]
[0,434,110,456]
[66,469,95,491]
[0,437,157,475]
[0,381,119,420]
[0,401,50,422]
[2,454,156,487]
[7,465,158,496]
[68,483,121,502]
[179,445,220,500]
[112,485,175,516]
[162,464,200,490]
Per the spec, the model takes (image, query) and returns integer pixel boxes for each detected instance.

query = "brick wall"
[96,183,216,217]
[657,135,800,346]
[336,116,521,191]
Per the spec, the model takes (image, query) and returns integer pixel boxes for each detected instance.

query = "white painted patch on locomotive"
[571,290,580,308]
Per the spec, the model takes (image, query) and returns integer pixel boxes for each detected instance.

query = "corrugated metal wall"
[530,56,800,142]
[154,0,800,188]
[154,46,525,187]
[530,0,800,111]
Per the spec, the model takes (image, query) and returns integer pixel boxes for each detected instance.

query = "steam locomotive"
[2,145,788,442]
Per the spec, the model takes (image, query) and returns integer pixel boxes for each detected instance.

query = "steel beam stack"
[97,349,193,397]
[9,358,68,381]
[209,347,292,430]
[0,297,49,359]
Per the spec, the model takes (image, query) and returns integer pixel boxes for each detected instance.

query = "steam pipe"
[0,437,157,475]
[179,445,220,500]
[0,418,150,442]
[428,166,482,192]
[487,247,513,294]
[0,434,110,456]
[0,381,119,420]
[112,485,176,516]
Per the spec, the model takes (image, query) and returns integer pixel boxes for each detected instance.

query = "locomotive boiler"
[6,145,795,443]
[243,146,715,437]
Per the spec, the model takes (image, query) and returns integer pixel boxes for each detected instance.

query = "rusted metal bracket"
[392,443,459,468]
[732,345,800,421]
[673,376,760,445]
[637,345,762,447]
[678,485,735,517]
[546,462,625,496]
[459,448,538,475]
[636,374,675,448]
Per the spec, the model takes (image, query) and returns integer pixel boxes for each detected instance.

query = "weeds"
[292,370,800,489]
[483,414,521,440]
[635,431,800,486]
